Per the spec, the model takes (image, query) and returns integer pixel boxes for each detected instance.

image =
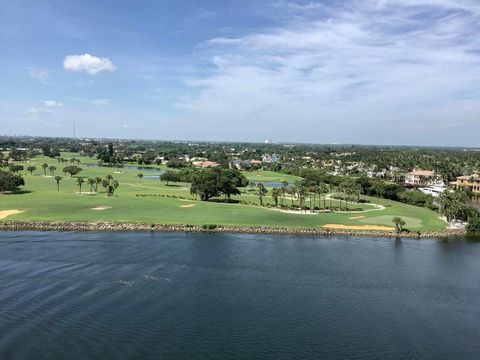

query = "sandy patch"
[0,210,24,219]
[349,216,366,220]
[91,206,112,211]
[180,204,196,208]
[323,224,394,231]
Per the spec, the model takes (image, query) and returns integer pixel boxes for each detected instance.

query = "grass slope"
[0,156,447,232]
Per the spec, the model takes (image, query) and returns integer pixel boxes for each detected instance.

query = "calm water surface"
[0,232,479,360]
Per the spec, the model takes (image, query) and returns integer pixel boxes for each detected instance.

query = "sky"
[0,0,479,146]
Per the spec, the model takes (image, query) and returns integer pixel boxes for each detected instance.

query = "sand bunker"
[91,206,112,211]
[0,210,24,219]
[323,224,394,231]
[349,216,366,220]
[180,204,196,208]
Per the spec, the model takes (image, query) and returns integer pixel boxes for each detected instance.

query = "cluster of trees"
[190,168,248,201]
[41,145,60,158]
[439,189,479,223]
[74,175,119,196]
[0,170,24,192]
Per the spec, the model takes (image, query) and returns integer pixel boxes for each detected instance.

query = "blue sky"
[1,0,479,146]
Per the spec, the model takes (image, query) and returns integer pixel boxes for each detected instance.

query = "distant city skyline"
[1,0,479,146]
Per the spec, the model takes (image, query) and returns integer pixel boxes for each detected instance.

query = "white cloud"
[44,100,63,108]
[63,54,116,75]
[27,67,49,84]
[26,107,46,115]
[178,0,480,144]
[27,100,64,115]
[72,98,111,106]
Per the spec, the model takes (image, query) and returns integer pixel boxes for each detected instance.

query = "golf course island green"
[0,154,448,234]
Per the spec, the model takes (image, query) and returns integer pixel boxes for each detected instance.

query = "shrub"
[202,224,217,230]
[467,218,480,235]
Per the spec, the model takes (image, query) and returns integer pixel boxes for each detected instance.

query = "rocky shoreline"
[0,221,467,238]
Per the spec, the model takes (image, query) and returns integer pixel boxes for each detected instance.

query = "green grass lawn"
[243,170,302,183]
[1,157,447,232]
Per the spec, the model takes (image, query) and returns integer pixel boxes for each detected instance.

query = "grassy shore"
[0,155,447,233]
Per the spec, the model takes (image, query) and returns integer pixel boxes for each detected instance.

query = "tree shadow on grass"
[209,199,240,204]
[0,190,33,195]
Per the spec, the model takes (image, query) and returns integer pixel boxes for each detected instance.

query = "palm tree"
[372,179,383,205]
[54,176,62,192]
[319,183,329,210]
[27,165,36,175]
[137,173,144,183]
[41,163,48,176]
[271,187,280,207]
[392,217,406,233]
[87,178,96,192]
[281,181,288,207]
[94,177,102,192]
[76,177,85,194]
[256,183,267,206]
[308,182,317,213]
[288,187,296,207]
[298,185,307,213]
[49,165,56,176]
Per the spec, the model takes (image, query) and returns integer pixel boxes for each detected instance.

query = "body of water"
[251,181,295,188]
[0,231,479,359]
[85,163,165,174]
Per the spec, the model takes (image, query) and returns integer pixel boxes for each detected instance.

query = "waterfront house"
[451,174,480,193]
[405,169,436,187]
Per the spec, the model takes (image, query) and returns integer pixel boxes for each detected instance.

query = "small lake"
[0,232,479,359]
[250,181,295,188]
[85,163,165,174]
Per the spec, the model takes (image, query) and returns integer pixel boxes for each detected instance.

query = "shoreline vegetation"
[0,220,466,238]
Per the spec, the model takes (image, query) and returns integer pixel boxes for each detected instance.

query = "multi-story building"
[451,174,480,193]
[405,169,436,187]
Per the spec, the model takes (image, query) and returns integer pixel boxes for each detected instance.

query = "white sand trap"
[91,206,112,211]
[0,210,24,219]
[349,216,366,220]
[180,204,196,208]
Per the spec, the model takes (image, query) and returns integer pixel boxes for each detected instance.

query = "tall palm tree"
[319,183,329,210]
[49,165,56,176]
[42,163,48,176]
[54,176,62,192]
[256,183,267,206]
[137,173,144,183]
[271,188,280,207]
[281,181,288,207]
[372,179,383,205]
[76,177,85,194]
[87,178,96,192]
[94,177,102,192]
[297,184,307,213]
[308,182,317,213]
